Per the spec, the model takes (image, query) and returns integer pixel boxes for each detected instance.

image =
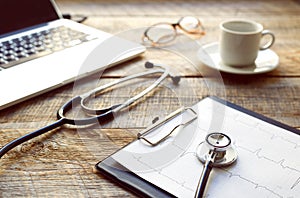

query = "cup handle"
[260,30,275,50]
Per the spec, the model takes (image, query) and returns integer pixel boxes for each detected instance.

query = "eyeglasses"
[142,16,205,46]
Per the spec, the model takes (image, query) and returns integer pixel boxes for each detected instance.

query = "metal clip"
[137,107,198,146]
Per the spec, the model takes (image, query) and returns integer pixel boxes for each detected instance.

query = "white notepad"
[104,97,300,197]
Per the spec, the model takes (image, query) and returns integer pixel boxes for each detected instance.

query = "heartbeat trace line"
[230,112,300,150]
[125,113,300,197]
[179,148,288,198]
[237,145,300,174]
[221,168,284,198]
[291,177,300,190]
[162,135,299,195]
[128,141,298,198]
[257,125,300,149]
[132,154,195,192]
[177,150,286,197]
[134,149,287,198]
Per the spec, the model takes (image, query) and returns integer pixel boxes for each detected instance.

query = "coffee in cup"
[219,19,275,67]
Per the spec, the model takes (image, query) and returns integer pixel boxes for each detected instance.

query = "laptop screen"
[0,0,60,36]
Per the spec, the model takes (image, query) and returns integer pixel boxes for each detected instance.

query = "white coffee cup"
[220,19,275,67]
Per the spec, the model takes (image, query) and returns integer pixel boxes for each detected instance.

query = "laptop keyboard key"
[16,52,28,58]
[1,50,51,69]
[0,58,8,65]
[0,25,97,69]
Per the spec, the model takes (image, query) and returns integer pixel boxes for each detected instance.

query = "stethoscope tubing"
[0,96,115,159]
[0,118,65,158]
[194,160,213,198]
[57,95,115,125]
[0,62,176,159]
[80,66,171,115]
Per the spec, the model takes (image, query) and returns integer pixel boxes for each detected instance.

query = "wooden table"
[1,0,299,197]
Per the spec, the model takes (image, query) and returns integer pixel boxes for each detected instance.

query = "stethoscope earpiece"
[145,61,154,68]
[171,76,181,85]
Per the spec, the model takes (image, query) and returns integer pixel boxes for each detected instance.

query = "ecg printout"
[112,98,300,197]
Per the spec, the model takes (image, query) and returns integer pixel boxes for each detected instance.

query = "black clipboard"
[96,156,174,197]
[95,96,300,197]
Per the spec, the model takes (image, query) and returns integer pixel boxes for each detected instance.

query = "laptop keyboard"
[0,26,97,69]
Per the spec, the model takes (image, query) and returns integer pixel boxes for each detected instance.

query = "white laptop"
[0,0,145,110]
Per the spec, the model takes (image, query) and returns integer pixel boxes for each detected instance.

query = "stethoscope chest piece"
[197,132,237,167]
[194,132,238,198]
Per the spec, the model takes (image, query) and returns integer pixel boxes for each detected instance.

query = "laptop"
[0,0,145,110]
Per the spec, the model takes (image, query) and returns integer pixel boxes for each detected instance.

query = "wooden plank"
[1,120,299,197]
[0,77,299,129]
[55,0,300,77]
[56,0,300,17]
[0,128,137,197]
[0,1,299,197]
[90,15,300,77]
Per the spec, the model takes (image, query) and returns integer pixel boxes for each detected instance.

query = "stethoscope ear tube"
[56,96,115,126]
[56,61,176,126]
[57,96,81,125]
[80,61,179,115]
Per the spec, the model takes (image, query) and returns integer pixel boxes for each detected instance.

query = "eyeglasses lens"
[146,24,176,44]
[179,16,204,34]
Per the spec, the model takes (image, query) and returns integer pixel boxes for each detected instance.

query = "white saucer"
[198,42,279,74]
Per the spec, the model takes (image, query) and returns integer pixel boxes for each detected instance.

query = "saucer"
[198,42,279,74]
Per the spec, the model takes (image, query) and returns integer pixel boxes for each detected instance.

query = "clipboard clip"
[137,107,198,146]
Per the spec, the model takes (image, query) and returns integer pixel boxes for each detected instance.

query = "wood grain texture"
[55,0,300,76]
[0,77,299,128]
[0,0,299,197]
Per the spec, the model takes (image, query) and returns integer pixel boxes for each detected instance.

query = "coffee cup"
[219,19,275,67]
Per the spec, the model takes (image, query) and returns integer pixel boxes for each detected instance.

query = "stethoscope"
[0,61,180,159]
[194,132,238,198]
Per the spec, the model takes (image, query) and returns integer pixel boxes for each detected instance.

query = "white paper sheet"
[112,97,300,197]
